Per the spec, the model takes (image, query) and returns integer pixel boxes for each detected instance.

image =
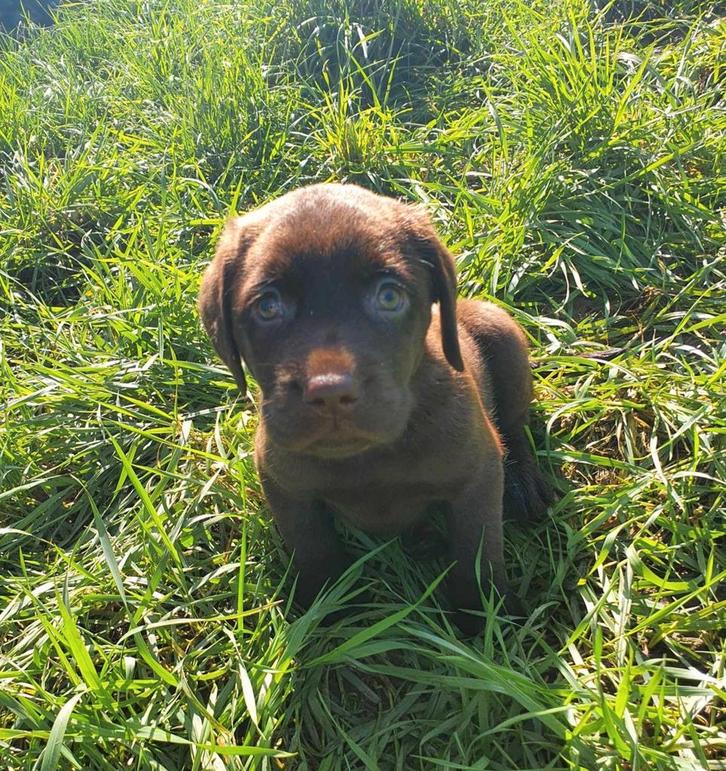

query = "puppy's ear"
[407,216,465,372]
[198,216,253,396]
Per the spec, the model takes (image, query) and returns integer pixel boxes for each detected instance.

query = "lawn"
[0,0,723,768]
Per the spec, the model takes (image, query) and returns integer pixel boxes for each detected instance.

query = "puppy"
[199,183,550,633]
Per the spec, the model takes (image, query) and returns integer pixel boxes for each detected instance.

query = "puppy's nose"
[304,372,359,410]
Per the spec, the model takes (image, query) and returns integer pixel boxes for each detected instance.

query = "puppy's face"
[199,184,463,458]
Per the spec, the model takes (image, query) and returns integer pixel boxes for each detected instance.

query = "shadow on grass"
[270,529,586,767]
[0,0,57,31]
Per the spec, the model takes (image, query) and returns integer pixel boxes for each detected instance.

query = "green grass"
[0,0,723,768]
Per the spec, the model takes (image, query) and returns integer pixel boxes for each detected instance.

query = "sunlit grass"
[0,0,723,768]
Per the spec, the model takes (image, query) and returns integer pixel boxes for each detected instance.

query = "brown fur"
[198,183,550,634]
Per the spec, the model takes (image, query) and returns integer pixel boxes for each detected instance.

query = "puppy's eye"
[253,289,286,322]
[373,280,407,315]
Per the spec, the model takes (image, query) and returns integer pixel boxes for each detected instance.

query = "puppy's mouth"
[299,427,379,458]
[287,422,383,458]
[305,438,374,459]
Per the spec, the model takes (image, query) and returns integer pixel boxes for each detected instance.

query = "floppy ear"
[407,217,464,372]
[198,217,252,396]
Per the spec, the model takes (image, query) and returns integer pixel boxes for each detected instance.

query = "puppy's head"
[199,183,463,458]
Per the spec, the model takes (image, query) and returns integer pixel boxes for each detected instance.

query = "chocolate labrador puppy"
[199,183,550,633]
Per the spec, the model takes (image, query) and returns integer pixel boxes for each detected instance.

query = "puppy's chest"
[308,457,464,535]
[322,483,444,535]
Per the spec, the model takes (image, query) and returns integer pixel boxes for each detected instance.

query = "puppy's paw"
[502,590,526,619]
[291,557,351,610]
[503,458,553,522]
[452,608,485,638]
[448,577,524,637]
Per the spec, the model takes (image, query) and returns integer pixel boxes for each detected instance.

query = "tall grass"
[0,0,723,768]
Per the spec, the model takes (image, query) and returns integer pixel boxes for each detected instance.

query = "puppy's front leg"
[446,466,511,635]
[260,473,350,609]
